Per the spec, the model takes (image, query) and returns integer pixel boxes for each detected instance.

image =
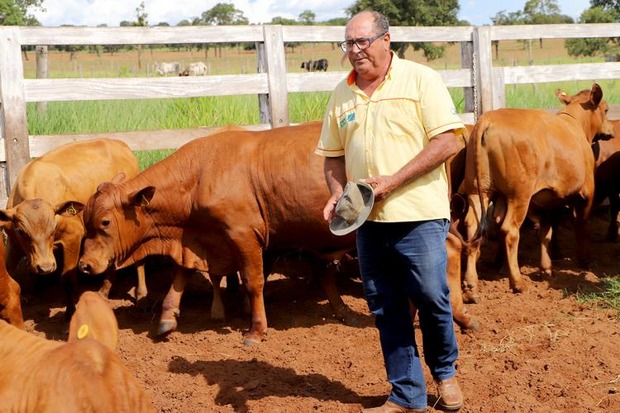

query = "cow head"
[79,182,156,275]
[556,83,615,142]
[0,199,84,275]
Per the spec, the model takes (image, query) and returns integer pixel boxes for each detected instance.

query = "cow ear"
[556,88,570,105]
[590,83,603,106]
[0,208,15,228]
[110,172,127,185]
[54,201,85,217]
[128,186,156,207]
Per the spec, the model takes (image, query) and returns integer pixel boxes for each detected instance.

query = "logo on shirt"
[339,112,355,128]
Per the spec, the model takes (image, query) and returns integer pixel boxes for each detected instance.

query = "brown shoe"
[436,376,463,411]
[361,400,427,413]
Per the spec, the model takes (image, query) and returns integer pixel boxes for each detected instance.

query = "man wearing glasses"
[316,10,464,413]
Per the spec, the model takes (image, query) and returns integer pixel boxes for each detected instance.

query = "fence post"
[473,26,495,114]
[256,42,270,125]
[36,45,48,113]
[0,27,31,198]
[460,41,475,115]
[262,25,289,128]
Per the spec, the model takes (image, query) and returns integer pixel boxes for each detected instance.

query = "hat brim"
[329,181,375,236]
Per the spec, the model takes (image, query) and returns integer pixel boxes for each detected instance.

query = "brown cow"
[0,240,24,328]
[0,139,147,320]
[0,291,155,412]
[461,84,614,303]
[77,122,477,345]
[591,119,620,241]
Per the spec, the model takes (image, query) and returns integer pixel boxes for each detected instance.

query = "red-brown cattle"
[592,119,620,241]
[0,291,155,412]
[77,122,477,345]
[0,138,147,320]
[461,84,614,303]
[0,240,24,328]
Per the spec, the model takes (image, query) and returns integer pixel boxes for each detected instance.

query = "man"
[315,10,465,413]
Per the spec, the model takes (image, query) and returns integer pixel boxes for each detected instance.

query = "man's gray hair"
[370,11,390,34]
[351,10,390,35]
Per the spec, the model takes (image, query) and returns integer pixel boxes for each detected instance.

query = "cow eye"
[101,219,110,228]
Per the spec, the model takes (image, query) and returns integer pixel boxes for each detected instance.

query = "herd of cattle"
[0,82,617,410]
[300,58,329,71]
[153,61,208,76]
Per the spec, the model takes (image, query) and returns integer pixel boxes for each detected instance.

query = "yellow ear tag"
[561,92,567,96]
[77,324,89,339]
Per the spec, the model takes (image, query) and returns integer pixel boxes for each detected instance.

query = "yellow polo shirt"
[316,53,464,222]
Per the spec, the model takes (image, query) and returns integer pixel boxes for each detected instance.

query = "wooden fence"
[0,23,620,200]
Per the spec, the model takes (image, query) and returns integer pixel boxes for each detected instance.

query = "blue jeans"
[356,219,458,409]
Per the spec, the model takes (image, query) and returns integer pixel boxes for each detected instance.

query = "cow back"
[8,138,139,207]
[0,303,154,412]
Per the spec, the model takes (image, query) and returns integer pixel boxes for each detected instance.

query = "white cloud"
[31,0,592,28]
[32,0,352,27]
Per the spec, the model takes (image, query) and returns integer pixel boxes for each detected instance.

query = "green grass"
[574,276,620,318]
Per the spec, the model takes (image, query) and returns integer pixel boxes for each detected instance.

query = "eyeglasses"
[339,32,387,52]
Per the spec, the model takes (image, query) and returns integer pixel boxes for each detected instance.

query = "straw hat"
[329,181,375,236]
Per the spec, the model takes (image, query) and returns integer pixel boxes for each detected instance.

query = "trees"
[0,0,43,26]
[565,6,619,59]
[201,2,249,25]
[346,0,461,60]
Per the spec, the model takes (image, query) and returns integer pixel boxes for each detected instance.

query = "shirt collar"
[346,51,397,86]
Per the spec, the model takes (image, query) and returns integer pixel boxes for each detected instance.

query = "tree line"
[3,0,620,60]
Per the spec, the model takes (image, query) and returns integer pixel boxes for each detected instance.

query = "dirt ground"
[19,208,620,413]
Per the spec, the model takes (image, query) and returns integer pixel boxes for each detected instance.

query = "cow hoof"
[462,292,480,304]
[243,337,261,346]
[511,284,527,294]
[157,319,178,336]
[135,296,152,312]
[242,331,263,346]
[460,317,480,332]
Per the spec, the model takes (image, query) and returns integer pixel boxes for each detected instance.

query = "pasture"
[12,38,620,412]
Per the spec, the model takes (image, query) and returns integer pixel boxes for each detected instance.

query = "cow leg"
[538,216,554,277]
[98,267,115,299]
[573,202,592,268]
[462,195,484,303]
[208,272,225,320]
[606,193,620,242]
[238,249,267,346]
[501,202,529,293]
[318,260,352,323]
[446,231,478,331]
[157,266,191,336]
[134,263,149,310]
[61,269,78,321]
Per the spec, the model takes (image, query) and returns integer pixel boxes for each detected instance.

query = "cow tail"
[471,120,491,243]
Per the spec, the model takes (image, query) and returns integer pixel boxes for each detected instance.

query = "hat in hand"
[329,181,375,236]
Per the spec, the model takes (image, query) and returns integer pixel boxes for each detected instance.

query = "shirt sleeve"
[418,68,465,139]
[315,93,345,157]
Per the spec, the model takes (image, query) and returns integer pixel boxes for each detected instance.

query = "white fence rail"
[0,23,619,198]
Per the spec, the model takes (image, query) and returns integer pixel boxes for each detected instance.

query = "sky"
[31,0,592,28]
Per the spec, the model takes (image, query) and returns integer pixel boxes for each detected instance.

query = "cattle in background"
[0,240,24,329]
[154,61,182,76]
[461,84,614,303]
[591,119,620,240]
[0,139,147,320]
[0,291,155,412]
[301,59,312,71]
[179,61,208,76]
[77,123,478,344]
[312,58,328,71]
